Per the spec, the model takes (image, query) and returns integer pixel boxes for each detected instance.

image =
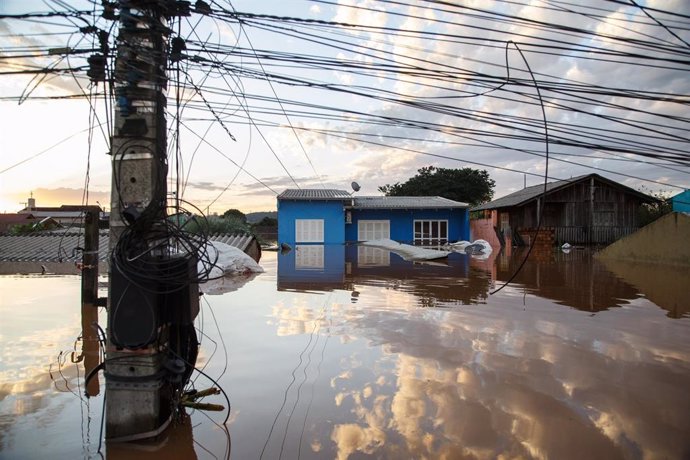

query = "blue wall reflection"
[277,244,490,305]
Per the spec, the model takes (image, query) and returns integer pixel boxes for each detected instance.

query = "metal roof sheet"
[0,231,110,262]
[208,233,255,252]
[278,189,352,200]
[353,196,468,209]
[0,232,258,263]
[471,177,583,211]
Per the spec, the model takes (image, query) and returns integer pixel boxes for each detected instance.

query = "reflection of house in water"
[278,244,492,306]
[492,249,686,318]
[493,249,636,312]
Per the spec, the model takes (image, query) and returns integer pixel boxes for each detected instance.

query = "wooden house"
[471,174,657,246]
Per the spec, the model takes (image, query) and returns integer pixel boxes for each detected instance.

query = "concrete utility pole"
[106,0,196,441]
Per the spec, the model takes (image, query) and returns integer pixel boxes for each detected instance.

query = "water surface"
[1,247,688,459]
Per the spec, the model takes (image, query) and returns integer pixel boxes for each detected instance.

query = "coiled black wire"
[109,140,218,294]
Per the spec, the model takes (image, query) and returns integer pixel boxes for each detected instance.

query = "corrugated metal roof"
[0,231,258,262]
[472,177,585,211]
[0,232,110,262]
[278,189,352,200]
[353,196,468,209]
[209,233,255,252]
[471,173,655,211]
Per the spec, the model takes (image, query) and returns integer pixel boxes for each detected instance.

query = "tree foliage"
[378,166,495,206]
[254,216,277,227]
[637,189,672,227]
[180,215,251,235]
[9,222,44,235]
[222,208,247,223]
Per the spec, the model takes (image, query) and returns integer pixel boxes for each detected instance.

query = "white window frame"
[295,219,324,243]
[357,220,390,241]
[413,219,449,245]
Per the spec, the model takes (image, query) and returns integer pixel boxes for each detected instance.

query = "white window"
[357,220,390,241]
[295,245,324,269]
[295,219,324,242]
[413,219,448,245]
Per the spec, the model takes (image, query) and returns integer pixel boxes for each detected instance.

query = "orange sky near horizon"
[0,187,278,215]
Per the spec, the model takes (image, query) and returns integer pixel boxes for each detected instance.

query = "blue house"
[671,190,690,213]
[277,189,469,245]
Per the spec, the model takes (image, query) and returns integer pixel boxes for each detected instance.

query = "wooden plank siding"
[507,177,647,246]
[553,226,637,245]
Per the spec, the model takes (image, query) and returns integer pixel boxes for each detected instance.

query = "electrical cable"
[491,41,550,295]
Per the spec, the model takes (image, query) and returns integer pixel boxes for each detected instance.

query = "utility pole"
[105,0,197,441]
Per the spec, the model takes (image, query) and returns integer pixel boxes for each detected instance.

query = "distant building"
[0,213,37,233]
[277,189,469,245]
[670,190,690,213]
[17,195,105,227]
[471,173,658,246]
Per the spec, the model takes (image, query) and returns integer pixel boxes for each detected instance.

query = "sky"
[1,0,689,214]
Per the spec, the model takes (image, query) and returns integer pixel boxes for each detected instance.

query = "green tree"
[254,216,277,227]
[637,189,672,226]
[222,208,247,223]
[9,222,44,235]
[178,215,251,235]
[378,166,495,206]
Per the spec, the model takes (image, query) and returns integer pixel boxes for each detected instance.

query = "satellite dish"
[351,181,361,192]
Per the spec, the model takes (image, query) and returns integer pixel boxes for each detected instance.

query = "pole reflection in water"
[106,412,231,459]
[79,298,101,398]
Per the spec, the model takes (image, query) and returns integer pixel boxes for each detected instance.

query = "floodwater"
[1,246,689,459]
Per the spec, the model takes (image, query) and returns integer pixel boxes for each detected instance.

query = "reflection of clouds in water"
[271,301,328,337]
[269,290,690,459]
[0,322,84,406]
[330,370,353,389]
[331,423,385,460]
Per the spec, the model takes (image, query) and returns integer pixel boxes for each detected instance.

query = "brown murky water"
[1,247,689,459]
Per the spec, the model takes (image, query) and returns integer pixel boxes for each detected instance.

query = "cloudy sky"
[1,0,689,213]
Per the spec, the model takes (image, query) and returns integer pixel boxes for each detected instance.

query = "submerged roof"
[0,231,110,262]
[278,189,352,200]
[473,173,656,211]
[354,196,467,209]
[0,232,258,262]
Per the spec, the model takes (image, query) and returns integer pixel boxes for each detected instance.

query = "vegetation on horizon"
[378,166,496,206]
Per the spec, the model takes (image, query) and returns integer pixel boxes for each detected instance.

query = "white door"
[357,220,390,241]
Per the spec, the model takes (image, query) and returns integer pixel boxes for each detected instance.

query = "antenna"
[351,181,361,192]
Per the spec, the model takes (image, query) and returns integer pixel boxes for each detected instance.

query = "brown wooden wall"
[505,177,646,245]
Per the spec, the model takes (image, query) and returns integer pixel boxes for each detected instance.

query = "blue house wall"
[278,200,346,244]
[345,208,469,243]
[671,190,690,213]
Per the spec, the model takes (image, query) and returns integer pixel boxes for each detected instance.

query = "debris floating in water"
[361,238,451,260]
[444,239,493,259]
[199,241,264,295]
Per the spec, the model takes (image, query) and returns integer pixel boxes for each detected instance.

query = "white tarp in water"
[361,238,451,260]
[199,241,264,295]
[445,239,494,260]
